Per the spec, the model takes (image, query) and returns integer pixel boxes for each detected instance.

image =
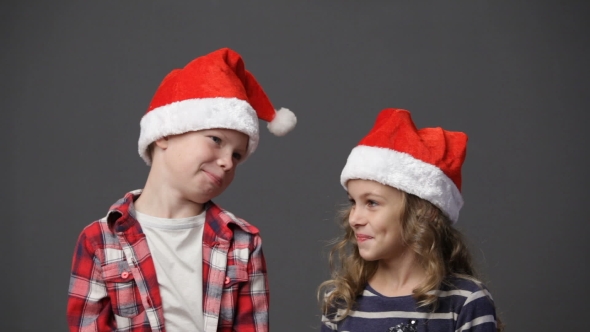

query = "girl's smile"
[355,234,374,242]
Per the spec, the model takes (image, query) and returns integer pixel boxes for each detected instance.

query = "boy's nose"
[217,153,234,171]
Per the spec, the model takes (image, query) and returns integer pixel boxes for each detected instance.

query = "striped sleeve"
[455,287,497,332]
[321,315,338,331]
[320,291,339,331]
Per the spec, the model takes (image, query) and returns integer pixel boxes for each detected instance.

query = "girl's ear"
[155,136,169,149]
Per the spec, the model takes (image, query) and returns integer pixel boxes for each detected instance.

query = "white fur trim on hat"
[138,97,259,165]
[267,108,297,136]
[340,145,464,223]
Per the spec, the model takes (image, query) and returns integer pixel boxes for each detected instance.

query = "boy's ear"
[155,136,169,149]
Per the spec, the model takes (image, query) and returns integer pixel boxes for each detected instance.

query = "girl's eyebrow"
[347,192,387,200]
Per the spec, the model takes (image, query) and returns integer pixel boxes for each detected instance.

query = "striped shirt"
[321,277,497,332]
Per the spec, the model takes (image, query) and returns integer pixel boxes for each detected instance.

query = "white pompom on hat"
[138,47,296,165]
[341,108,468,223]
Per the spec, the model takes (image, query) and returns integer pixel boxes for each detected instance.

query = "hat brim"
[340,145,463,223]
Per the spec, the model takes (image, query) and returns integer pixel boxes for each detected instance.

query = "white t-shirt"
[130,204,206,332]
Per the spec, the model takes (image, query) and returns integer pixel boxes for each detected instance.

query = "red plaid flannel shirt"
[67,190,269,332]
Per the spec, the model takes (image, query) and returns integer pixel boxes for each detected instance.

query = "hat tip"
[267,108,297,136]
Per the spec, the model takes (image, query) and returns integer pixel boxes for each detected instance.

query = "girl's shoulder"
[436,275,496,309]
[438,276,499,329]
[441,275,490,292]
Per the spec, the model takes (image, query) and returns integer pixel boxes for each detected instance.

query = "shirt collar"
[106,190,259,239]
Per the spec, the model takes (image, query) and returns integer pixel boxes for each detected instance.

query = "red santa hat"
[138,47,296,165]
[340,108,467,223]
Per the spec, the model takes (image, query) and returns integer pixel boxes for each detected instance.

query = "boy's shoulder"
[76,190,141,245]
[205,201,260,238]
[74,217,121,260]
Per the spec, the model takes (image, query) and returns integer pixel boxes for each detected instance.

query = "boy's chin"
[190,196,214,204]
[189,192,220,204]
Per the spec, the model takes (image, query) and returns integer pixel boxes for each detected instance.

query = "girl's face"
[347,179,406,263]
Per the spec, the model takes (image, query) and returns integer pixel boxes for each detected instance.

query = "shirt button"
[121,271,130,279]
[224,277,230,285]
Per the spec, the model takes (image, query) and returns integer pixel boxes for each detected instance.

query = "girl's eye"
[210,136,222,144]
[367,200,378,207]
[348,198,355,205]
[232,152,242,161]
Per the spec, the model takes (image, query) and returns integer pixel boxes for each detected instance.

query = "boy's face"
[157,128,249,204]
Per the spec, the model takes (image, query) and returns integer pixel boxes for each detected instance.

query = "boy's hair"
[318,191,504,331]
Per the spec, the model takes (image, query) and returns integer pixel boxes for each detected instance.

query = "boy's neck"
[134,175,206,219]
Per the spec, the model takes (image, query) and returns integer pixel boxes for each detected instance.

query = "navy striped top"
[321,277,497,332]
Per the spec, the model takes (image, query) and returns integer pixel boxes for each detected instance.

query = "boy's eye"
[210,136,222,144]
[232,152,242,161]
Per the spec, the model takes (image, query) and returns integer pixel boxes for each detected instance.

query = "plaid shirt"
[67,190,269,332]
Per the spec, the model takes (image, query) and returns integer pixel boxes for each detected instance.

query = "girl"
[319,109,502,332]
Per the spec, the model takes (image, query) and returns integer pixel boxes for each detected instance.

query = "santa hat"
[138,47,296,165]
[340,108,467,223]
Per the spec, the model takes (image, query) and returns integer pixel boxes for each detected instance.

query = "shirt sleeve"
[67,230,114,331]
[455,287,498,332]
[321,315,339,331]
[319,293,340,332]
[233,233,270,332]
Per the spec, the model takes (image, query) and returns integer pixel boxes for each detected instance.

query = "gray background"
[2,1,588,331]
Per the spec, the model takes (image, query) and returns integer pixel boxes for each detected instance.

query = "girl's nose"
[348,206,364,227]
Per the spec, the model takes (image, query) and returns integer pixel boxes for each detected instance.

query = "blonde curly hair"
[318,191,504,331]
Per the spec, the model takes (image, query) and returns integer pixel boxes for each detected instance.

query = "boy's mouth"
[203,170,223,186]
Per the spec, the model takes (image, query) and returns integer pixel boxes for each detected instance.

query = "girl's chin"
[358,251,378,262]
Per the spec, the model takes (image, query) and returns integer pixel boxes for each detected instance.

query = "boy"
[67,48,296,332]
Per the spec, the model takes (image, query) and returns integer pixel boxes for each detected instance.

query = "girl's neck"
[368,250,426,297]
